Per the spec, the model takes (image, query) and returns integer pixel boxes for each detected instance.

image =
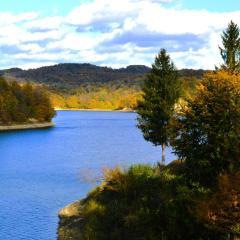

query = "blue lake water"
[0,111,175,240]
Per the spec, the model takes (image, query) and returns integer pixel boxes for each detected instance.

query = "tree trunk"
[161,143,166,165]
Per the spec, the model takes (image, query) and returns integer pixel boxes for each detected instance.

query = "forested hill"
[0,64,150,90]
[0,63,206,91]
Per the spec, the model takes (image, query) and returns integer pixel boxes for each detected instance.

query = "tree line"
[0,77,55,124]
[50,85,142,110]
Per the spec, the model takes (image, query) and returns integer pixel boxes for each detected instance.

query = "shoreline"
[0,122,55,131]
[55,108,135,112]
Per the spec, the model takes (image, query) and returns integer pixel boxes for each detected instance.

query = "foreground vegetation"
[70,162,239,240]
[0,77,55,124]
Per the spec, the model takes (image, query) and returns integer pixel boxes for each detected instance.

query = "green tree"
[219,21,240,72]
[137,49,181,164]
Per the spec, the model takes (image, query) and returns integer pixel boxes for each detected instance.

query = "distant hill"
[0,63,207,92]
[0,64,150,91]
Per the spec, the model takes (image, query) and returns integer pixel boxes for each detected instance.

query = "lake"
[0,111,175,240]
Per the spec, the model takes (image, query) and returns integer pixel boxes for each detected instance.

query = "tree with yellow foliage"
[171,71,240,186]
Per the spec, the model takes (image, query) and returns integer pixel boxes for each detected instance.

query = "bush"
[78,163,217,240]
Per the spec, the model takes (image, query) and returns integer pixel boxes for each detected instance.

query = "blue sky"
[0,0,82,15]
[0,0,239,69]
[2,0,240,14]
[172,0,240,12]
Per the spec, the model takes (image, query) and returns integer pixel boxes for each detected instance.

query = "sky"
[0,0,239,70]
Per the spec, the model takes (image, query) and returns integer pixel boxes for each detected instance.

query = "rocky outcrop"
[58,201,84,240]
[0,122,55,131]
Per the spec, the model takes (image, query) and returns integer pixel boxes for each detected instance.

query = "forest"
[0,77,55,124]
[0,63,205,110]
[49,74,198,110]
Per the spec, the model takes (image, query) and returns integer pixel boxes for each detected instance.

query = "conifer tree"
[137,49,181,164]
[219,21,240,72]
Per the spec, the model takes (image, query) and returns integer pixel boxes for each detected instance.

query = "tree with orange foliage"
[196,172,240,239]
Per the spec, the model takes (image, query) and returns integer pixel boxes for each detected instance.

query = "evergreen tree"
[137,49,181,164]
[219,21,240,72]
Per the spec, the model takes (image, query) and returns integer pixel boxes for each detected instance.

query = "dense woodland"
[0,64,205,110]
[49,75,198,110]
[0,64,205,90]
[0,77,55,124]
[0,64,151,90]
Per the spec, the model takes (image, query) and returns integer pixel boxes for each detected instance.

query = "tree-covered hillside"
[0,63,207,110]
[0,64,151,91]
[0,63,206,90]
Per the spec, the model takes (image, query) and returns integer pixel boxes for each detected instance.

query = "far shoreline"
[55,108,135,113]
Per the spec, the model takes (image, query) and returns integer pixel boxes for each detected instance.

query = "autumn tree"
[0,77,55,124]
[219,21,240,72]
[137,49,181,164]
[33,88,56,122]
[171,71,240,186]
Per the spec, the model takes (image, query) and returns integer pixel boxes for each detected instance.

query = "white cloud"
[0,0,239,70]
[25,16,63,31]
[17,61,57,70]
[19,43,44,54]
[0,12,39,26]
[46,32,100,51]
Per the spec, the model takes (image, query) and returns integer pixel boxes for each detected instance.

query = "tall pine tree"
[219,21,240,72]
[137,49,181,164]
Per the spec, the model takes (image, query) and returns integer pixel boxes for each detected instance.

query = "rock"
[58,200,84,240]
[59,201,82,218]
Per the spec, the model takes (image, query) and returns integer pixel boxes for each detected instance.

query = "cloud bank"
[0,0,239,69]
